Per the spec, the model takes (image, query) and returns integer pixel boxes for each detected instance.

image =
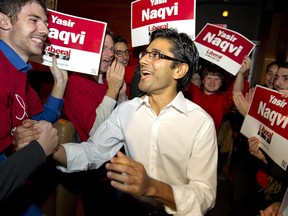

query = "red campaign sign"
[46,10,106,53]
[248,85,288,140]
[195,23,254,64]
[131,0,194,29]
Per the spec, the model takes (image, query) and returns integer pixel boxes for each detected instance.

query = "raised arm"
[32,57,68,123]
[233,56,251,92]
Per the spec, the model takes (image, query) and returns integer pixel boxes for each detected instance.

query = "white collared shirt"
[58,92,218,216]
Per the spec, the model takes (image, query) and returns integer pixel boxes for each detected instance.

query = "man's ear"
[0,13,11,30]
[173,63,189,80]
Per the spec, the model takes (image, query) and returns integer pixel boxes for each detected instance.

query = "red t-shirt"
[62,73,108,141]
[186,84,234,135]
[0,51,43,152]
[185,79,249,135]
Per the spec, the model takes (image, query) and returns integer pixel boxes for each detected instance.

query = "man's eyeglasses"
[139,51,186,63]
[103,45,115,53]
[115,49,131,57]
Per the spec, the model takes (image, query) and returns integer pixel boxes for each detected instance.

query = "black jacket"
[0,141,46,201]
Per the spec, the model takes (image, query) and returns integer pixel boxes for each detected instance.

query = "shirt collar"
[138,92,189,115]
[168,92,189,115]
[0,40,32,72]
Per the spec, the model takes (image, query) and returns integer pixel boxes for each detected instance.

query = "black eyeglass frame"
[139,51,186,63]
[115,49,131,57]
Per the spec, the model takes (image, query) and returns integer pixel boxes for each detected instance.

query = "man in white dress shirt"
[53,28,218,216]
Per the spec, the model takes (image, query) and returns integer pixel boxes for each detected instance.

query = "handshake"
[13,119,59,156]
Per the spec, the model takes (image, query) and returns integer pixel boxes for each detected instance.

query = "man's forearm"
[145,178,176,210]
[52,145,68,168]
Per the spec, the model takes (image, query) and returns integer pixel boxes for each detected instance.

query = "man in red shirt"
[186,57,250,135]
[0,0,67,215]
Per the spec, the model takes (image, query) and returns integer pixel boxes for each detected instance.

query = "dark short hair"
[277,61,288,70]
[0,0,47,23]
[113,35,128,46]
[149,28,199,92]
